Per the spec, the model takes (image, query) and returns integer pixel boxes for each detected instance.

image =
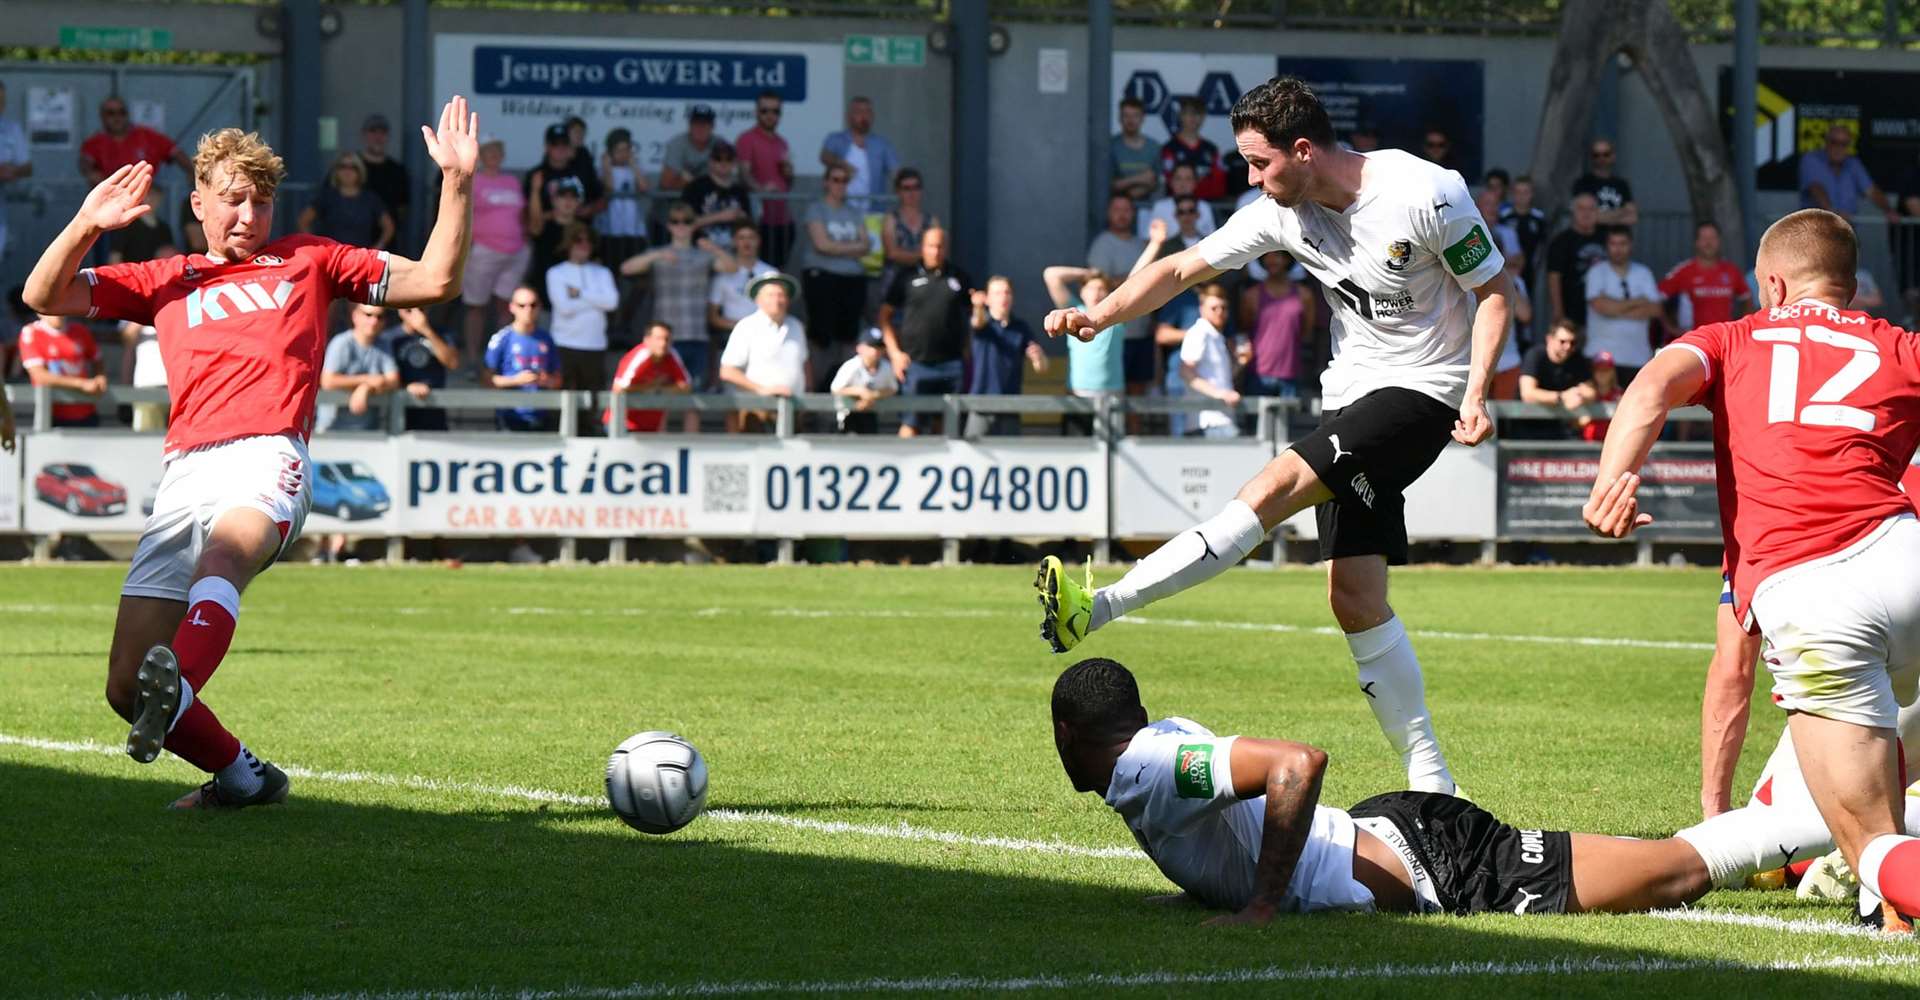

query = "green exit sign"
[845,35,924,68]
[60,26,174,51]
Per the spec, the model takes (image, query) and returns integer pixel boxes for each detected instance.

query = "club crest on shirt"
[1385,239,1413,272]
[252,254,286,266]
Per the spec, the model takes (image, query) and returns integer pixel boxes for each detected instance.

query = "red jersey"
[1672,299,1920,622]
[81,126,178,176]
[1659,258,1749,328]
[603,343,690,433]
[82,234,390,456]
[18,321,101,423]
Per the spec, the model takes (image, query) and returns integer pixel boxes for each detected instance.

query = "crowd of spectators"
[14,85,1920,448]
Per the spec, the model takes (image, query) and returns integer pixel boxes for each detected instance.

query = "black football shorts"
[1349,790,1574,916]
[1290,387,1458,564]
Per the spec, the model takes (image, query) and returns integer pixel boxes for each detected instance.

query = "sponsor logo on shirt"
[1174,743,1214,799]
[1443,225,1492,276]
[1371,290,1416,317]
[1385,239,1413,272]
[183,280,295,329]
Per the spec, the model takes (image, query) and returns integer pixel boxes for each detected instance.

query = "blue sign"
[1279,57,1485,181]
[476,46,809,100]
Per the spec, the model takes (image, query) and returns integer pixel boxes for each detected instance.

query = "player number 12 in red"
[1754,324,1879,431]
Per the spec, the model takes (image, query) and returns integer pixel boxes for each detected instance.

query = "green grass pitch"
[1,563,1915,997]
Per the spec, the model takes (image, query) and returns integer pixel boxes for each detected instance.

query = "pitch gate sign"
[435,34,845,178]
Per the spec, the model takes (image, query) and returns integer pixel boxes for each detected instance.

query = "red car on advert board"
[35,463,128,517]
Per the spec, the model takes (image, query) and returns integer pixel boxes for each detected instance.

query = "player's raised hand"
[1452,395,1493,446]
[78,163,154,233]
[422,95,480,179]
[1043,306,1101,343]
[1583,471,1652,538]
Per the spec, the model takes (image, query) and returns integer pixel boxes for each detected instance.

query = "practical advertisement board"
[0,440,19,531]
[1109,439,1274,539]
[305,436,401,535]
[21,433,163,534]
[1499,445,1719,540]
[434,34,845,179]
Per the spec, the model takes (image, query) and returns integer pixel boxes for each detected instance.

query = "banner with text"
[1717,66,1920,196]
[1280,57,1485,181]
[1499,445,1719,539]
[1110,439,1273,538]
[751,439,1106,539]
[435,34,845,178]
[1283,444,1498,542]
[1113,53,1278,163]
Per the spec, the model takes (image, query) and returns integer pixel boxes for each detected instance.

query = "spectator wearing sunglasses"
[735,90,796,265]
[1138,163,1216,241]
[1573,139,1639,229]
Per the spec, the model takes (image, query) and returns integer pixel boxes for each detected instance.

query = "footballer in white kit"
[1037,76,1513,800]
[1054,659,1862,925]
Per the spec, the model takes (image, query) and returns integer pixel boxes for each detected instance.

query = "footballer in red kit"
[22,96,481,810]
[1583,209,1920,925]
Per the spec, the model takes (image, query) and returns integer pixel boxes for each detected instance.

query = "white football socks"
[1089,500,1265,631]
[1674,801,1838,888]
[1347,616,1455,794]
[216,744,265,797]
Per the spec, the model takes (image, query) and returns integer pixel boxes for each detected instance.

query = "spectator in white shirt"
[545,221,620,394]
[708,220,778,336]
[719,272,811,432]
[1138,164,1216,240]
[830,328,899,434]
[1582,227,1664,383]
[1176,283,1242,439]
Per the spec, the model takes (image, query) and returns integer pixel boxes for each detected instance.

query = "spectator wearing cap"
[620,203,738,390]
[357,113,412,245]
[0,81,33,276]
[682,140,754,252]
[1573,139,1638,229]
[820,96,900,209]
[719,272,810,432]
[1583,227,1663,382]
[1158,97,1225,201]
[661,105,717,193]
[1513,318,1596,440]
[735,89,796,266]
[79,95,189,187]
[605,321,691,435]
[1138,164,1216,240]
[528,122,604,223]
[1576,351,1623,443]
[1800,123,1897,222]
[598,127,649,252]
[546,221,619,397]
[300,151,395,249]
[880,226,974,438]
[798,163,872,366]
[464,133,530,371]
[708,220,778,337]
[965,276,1047,438]
[1111,96,1159,202]
[830,328,898,434]
[526,176,585,307]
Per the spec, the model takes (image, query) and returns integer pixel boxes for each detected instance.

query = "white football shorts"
[121,433,312,602]
[1751,513,1920,731]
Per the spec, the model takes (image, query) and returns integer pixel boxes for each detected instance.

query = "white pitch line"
[0,731,1901,947]
[195,953,1920,1000]
[0,601,1712,651]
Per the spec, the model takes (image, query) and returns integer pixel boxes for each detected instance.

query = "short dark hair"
[1178,96,1206,116]
[1229,76,1335,150]
[732,218,760,237]
[648,320,673,338]
[1119,96,1145,113]
[1052,658,1145,731]
[1483,168,1511,187]
[1695,220,1721,236]
[1606,226,1633,243]
[894,166,923,191]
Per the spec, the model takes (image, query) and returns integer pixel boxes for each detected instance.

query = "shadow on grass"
[0,759,1896,999]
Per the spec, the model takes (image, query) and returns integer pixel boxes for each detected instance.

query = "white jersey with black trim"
[1102,717,1376,914]
[1194,149,1505,409]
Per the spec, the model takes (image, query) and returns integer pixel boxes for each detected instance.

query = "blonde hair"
[193,128,286,196]
[1197,282,1229,304]
[327,151,368,190]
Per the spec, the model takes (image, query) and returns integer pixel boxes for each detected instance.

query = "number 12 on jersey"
[1755,324,1879,431]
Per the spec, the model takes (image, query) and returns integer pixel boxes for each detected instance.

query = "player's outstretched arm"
[23,162,154,316]
[1453,271,1513,446]
[1700,602,1764,819]
[1582,347,1706,538]
[385,96,478,307]
[1203,737,1328,928]
[1043,246,1219,344]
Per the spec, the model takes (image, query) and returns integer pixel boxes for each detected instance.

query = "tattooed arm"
[1205,737,1330,927]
